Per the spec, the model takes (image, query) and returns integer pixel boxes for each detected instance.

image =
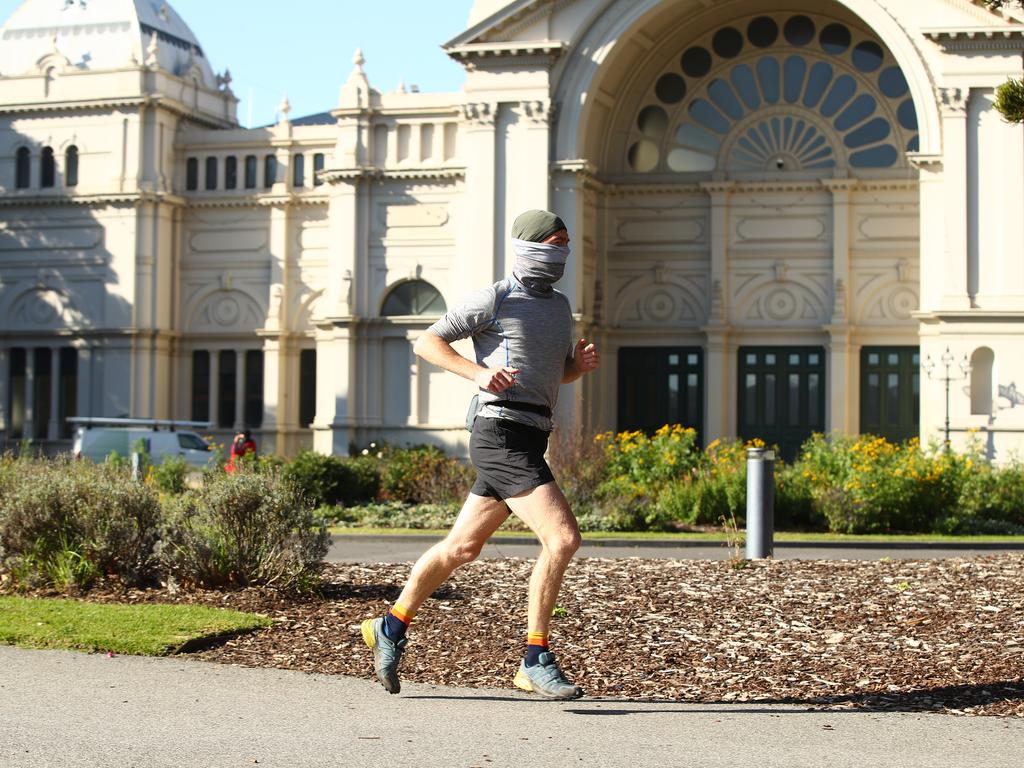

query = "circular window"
[747,16,778,48]
[655,73,687,104]
[819,23,851,54]
[783,15,815,47]
[638,105,669,137]
[681,46,712,78]
[712,27,744,59]
[852,41,884,72]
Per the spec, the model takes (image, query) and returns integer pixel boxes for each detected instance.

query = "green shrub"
[329,501,463,530]
[282,450,380,507]
[0,458,162,590]
[158,470,328,590]
[546,426,608,516]
[151,455,188,495]
[598,425,703,495]
[378,445,472,505]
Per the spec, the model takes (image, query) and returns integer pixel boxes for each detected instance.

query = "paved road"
[328,533,1024,563]
[3,645,1022,768]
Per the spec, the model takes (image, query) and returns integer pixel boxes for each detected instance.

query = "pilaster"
[461,102,498,285]
[938,87,972,311]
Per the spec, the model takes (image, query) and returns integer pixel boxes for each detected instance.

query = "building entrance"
[617,347,703,438]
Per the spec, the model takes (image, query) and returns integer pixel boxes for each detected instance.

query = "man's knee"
[545,528,581,561]
[443,536,485,565]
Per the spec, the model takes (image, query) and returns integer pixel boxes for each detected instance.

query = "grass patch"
[329,526,1024,544]
[0,596,271,656]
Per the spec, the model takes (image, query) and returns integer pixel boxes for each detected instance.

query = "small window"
[15,147,30,188]
[178,433,209,451]
[381,280,447,316]
[244,349,264,428]
[263,155,277,189]
[225,156,237,190]
[186,157,198,191]
[191,350,210,422]
[205,157,217,190]
[244,155,257,188]
[65,145,78,187]
[41,147,55,188]
[299,349,317,426]
[313,153,325,186]
[292,153,304,188]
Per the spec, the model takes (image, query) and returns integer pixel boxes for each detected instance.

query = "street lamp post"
[923,347,971,452]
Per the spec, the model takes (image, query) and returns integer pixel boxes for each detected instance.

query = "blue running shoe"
[361,617,407,694]
[513,651,583,700]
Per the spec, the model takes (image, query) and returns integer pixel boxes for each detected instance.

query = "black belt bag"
[465,396,552,431]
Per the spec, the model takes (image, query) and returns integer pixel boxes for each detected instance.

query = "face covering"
[511,238,570,295]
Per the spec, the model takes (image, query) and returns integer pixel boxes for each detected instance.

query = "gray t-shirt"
[427,276,574,431]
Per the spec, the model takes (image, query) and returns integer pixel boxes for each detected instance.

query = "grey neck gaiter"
[511,238,570,296]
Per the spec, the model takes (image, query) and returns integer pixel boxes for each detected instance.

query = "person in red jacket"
[225,429,257,473]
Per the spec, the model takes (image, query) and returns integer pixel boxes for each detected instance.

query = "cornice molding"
[319,166,465,184]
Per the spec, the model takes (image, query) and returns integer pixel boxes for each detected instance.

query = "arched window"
[15,147,30,188]
[225,156,237,190]
[185,157,198,190]
[263,155,277,189]
[65,145,78,187]
[205,156,218,190]
[970,347,994,415]
[381,280,447,316]
[40,147,55,188]
[244,155,257,188]
[625,13,918,175]
[293,153,305,187]
[313,152,325,186]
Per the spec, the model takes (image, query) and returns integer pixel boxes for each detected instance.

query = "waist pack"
[465,396,552,431]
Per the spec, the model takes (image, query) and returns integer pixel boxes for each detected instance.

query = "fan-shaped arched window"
[381,280,446,316]
[970,347,994,415]
[40,147,55,188]
[627,13,918,175]
[15,147,30,188]
[65,145,78,187]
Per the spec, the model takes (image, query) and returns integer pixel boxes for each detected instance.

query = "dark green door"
[618,347,703,438]
[738,347,825,462]
[860,347,919,443]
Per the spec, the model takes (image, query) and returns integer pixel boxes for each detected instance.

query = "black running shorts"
[469,417,555,501]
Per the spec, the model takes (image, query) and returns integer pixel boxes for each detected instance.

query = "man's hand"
[563,339,600,383]
[475,366,519,394]
[574,339,600,374]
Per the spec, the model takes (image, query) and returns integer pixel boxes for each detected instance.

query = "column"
[938,87,971,311]
[312,323,355,455]
[47,347,61,440]
[823,179,856,434]
[208,349,220,428]
[24,348,35,441]
[700,182,734,443]
[0,346,9,446]
[234,349,246,430]
[460,102,497,285]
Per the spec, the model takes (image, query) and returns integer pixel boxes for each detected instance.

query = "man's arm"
[413,332,519,394]
[562,338,600,384]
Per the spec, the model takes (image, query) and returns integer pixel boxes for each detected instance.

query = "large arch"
[552,0,941,166]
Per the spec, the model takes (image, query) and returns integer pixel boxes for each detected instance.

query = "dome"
[0,0,216,88]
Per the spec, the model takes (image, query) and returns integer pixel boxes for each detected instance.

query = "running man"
[361,209,599,699]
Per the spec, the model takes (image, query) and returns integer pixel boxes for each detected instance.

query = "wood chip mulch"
[86,554,1024,718]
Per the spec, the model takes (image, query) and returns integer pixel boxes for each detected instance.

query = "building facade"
[1,0,1023,460]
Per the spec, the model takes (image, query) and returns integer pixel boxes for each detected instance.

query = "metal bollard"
[745,447,775,559]
[131,451,142,482]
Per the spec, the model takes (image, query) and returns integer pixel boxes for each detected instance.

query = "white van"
[70,418,214,468]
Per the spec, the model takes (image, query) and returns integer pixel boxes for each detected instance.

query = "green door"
[738,347,825,462]
[618,347,703,438]
[860,347,919,443]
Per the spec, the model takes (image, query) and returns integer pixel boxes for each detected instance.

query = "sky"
[0,0,477,126]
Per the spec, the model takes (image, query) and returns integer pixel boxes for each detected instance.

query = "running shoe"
[361,617,407,694]
[513,651,583,700]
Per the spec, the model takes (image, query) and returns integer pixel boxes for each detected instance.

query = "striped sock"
[524,631,549,667]
[382,603,413,641]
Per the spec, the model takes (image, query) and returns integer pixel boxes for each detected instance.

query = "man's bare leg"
[393,492,510,615]
[504,481,582,637]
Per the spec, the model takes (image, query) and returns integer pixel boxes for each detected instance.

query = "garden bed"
[68,553,1024,718]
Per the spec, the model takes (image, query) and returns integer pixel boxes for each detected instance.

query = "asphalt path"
[3,645,1022,768]
[327,533,1024,563]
